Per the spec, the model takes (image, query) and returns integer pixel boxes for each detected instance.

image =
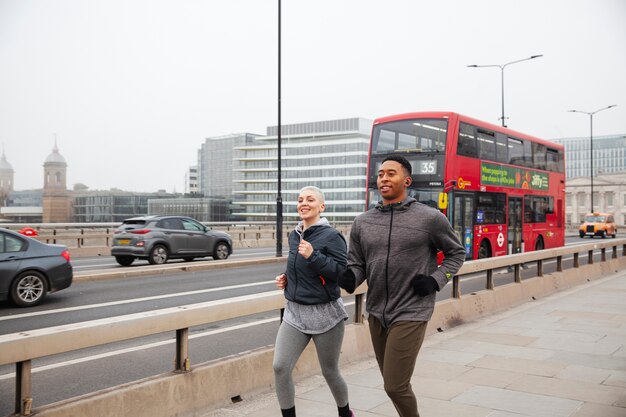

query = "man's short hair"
[382,155,412,176]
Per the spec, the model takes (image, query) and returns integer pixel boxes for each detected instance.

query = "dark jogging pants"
[368,316,428,417]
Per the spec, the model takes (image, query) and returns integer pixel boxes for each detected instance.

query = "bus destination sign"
[481,162,549,191]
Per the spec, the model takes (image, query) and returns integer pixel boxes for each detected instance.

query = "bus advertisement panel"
[367,111,565,260]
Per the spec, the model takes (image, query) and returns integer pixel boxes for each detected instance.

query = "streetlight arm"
[502,54,543,69]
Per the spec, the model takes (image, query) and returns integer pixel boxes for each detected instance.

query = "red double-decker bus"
[367,111,565,260]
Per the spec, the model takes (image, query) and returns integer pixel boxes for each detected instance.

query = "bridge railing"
[1,238,625,416]
[0,222,353,250]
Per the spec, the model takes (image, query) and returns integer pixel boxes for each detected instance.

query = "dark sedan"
[0,228,73,307]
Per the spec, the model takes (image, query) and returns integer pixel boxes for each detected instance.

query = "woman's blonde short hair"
[299,186,325,203]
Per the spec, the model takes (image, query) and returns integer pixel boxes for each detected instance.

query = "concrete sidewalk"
[203,271,626,417]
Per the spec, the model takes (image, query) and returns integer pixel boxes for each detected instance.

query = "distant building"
[42,142,72,223]
[0,149,14,210]
[552,134,626,179]
[197,133,260,198]
[231,117,372,221]
[148,197,230,222]
[565,172,626,226]
[0,190,43,222]
[185,166,199,195]
[73,190,177,223]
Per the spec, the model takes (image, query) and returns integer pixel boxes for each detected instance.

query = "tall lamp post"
[467,55,543,127]
[276,0,283,257]
[568,104,617,213]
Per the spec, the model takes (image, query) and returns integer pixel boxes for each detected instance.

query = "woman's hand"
[298,239,314,259]
[275,273,287,289]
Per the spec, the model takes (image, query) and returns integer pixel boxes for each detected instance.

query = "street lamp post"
[568,105,617,213]
[467,55,543,127]
[275,0,283,257]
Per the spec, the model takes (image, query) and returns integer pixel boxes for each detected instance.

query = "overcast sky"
[1,0,624,193]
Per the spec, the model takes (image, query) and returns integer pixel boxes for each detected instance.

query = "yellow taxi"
[579,213,618,238]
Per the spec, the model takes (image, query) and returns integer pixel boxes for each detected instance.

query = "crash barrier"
[1,238,625,417]
[0,222,353,255]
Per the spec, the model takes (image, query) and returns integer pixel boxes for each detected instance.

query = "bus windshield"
[372,119,447,153]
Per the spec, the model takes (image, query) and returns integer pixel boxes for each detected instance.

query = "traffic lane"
[0,263,287,334]
[71,247,283,271]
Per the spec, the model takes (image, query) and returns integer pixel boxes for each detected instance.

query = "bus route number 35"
[419,160,437,174]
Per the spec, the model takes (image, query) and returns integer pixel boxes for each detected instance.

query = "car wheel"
[10,271,48,307]
[579,231,585,238]
[115,256,135,266]
[477,240,491,259]
[612,230,617,238]
[599,230,606,239]
[148,245,169,265]
[213,241,231,260]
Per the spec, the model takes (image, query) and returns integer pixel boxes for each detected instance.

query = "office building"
[231,117,372,221]
[552,134,626,179]
[197,133,260,198]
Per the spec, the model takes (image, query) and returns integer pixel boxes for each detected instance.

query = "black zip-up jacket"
[284,219,347,305]
[347,197,465,326]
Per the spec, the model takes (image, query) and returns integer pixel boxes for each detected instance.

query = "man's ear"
[404,177,412,187]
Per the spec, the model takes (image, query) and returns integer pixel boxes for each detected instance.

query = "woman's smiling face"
[297,189,325,222]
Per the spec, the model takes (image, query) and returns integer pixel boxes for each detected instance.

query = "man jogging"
[341,154,465,417]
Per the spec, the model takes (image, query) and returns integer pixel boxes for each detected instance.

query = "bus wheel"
[535,237,544,251]
[478,240,491,259]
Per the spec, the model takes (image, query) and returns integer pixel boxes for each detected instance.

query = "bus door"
[508,197,523,254]
[453,193,475,260]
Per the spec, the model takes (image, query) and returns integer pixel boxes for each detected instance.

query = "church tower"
[42,141,71,222]
[0,147,14,208]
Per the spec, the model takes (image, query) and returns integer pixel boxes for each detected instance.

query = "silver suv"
[111,215,233,266]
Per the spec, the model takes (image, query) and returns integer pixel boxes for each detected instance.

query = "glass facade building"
[231,117,372,221]
[148,197,229,222]
[197,133,260,198]
[552,134,626,179]
[72,191,176,223]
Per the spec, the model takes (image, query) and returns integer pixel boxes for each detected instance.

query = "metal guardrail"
[0,222,352,249]
[1,238,625,416]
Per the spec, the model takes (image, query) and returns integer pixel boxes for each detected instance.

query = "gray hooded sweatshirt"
[348,197,465,327]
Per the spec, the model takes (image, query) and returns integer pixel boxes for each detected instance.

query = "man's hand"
[338,268,356,294]
[412,274,439,297]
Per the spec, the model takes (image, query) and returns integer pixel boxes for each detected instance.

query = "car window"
[0,233,26,253]
[157,218,183,230]
[181,219,205,232]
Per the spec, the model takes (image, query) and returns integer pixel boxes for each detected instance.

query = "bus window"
[457,123,477,157]
[533,143,547,170]
[546,148,560,172]
[524,196,554,223]
[523,140,533,167]
[508,137,524,165]
[476,192,506,224]
[496,133,508,163]
[477,129,496,161]
[373,119,447,153]
[375,128,396,151]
